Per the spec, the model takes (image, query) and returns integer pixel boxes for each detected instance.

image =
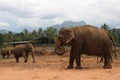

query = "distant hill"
[52,20,87,29]
[0,30,8,34]
[0,29,16,34]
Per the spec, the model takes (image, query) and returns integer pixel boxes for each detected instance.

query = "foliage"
[0,34,4,45]
[101,23,109,30]
[1,24,120,47]
[34,27,57,46]
[1,27,58,46]
[109,29,120,46]
[101,23,120,46]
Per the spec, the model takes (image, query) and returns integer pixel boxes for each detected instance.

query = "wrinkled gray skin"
[55,25,114,69]
[14,43,35,63]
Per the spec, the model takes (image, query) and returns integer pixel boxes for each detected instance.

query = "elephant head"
[25,43,33,52]
[24,43,35,62]
[55,28,74,55]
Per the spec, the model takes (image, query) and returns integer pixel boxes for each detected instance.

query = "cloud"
[0,22,10,26]
[0,0,120,32]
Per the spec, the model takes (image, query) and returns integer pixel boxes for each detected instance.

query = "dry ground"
[0,49,120,80]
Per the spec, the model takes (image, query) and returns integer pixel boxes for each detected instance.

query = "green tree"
[22,28,30,41]
[0,34,4,45]
[13,32,23,41]
[101,23,119,46]
[38,28,43,38]
[2,31,13,45]
[30,29,38,41]
[110,28,119,46]
[45,27,57,44]
[101,23,109,30]
[8,31,13,42]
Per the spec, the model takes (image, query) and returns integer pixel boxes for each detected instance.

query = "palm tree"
[22,28,29,41]
[3,31,13,45]
[45,27,57,44]
[38,28,43,38]
[31,29,38,40]
[101,23,109,30]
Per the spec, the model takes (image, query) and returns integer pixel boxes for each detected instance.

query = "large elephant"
[14,43,35,63]
[55,25,115,69]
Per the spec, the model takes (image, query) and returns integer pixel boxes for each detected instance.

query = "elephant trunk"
[54,38,61,51]
[54,40,65,55]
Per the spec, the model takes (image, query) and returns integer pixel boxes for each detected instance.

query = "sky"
[0,0,120,32]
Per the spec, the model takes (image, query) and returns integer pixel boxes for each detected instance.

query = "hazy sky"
[0,0,120,32]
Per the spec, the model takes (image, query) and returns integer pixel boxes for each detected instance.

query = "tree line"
[0,24,120,47]
[101,23,120,46]
[0,27,58,47]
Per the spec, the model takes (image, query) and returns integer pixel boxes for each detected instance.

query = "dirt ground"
[0,51,120,80]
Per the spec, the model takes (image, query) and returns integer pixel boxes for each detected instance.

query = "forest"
[0,24,120,47]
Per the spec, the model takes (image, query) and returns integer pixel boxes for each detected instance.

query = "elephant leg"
[68,54,75,69]
[24,56,28,63]
[110,56,113,63]
[31,52,35,63]
[2,52,5,59]
[100,57,104,63]
[103,54,112,69]
[67,49,75,69]
[2,54,5,59]
[23,53,28,63]
[15,57,19,63]
[7,53,10,59]
[24,57,28,63]
[75,46,82,69]
[75,55,81,69]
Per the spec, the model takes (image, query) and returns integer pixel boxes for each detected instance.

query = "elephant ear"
[64,29,75,44]
[24,44,28,51]
[24,43,32,52]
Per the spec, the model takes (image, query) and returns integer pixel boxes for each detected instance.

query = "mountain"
[0,29,16,34]
[52,20,87,29]
[0,30,9,34]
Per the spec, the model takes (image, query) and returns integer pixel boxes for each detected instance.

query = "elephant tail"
[106,32,117,57]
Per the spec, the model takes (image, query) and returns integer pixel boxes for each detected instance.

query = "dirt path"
[0,55,120,80]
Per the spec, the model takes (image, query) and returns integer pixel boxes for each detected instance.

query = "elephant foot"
[103,65,112,69]
[100,60,103,63]
[24,61,28,63]
[76,66,81,69]
[16,61,19,63]
[16,60,19,63]
[24,60,28,63]
[67,66,74,69]
[32,61,35,63]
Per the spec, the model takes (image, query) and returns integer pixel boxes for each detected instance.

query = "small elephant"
[97,47,116,63]
[97,56,113,63]
[14,43,35,63]
[1,47,11,59]
[55,25,115,69]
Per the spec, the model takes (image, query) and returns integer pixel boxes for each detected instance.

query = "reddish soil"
[0,51,120,80]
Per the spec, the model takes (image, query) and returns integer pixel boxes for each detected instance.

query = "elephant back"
[14,43,34,52]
